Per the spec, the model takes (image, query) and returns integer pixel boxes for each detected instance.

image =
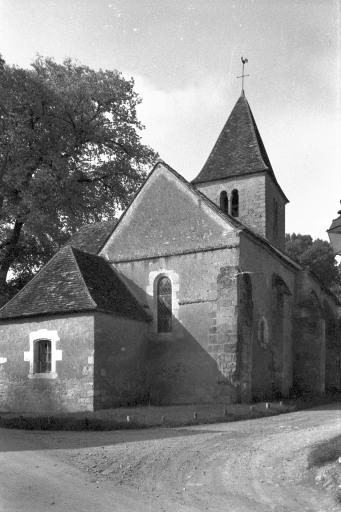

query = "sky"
[0,0,340,240]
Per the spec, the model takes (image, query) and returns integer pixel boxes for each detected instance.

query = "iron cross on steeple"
[237,57,250,93]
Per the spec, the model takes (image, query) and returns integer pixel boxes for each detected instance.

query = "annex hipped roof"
[0,245,150,321]
[192,93,288,201]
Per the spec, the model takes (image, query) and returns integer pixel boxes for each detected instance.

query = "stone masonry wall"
[93,312,149,409]
[195,174,267,239]
[237,273,254,402]
[293,271,340,395]
[265,175,286,251]
[0,314,95,413]
[209,266,239,387]
[101,164,236,263]
[239,233,296,400]
[115,245,240,405]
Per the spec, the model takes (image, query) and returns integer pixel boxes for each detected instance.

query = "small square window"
[34,339,51,373]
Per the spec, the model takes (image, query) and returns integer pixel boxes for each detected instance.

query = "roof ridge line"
[154,162,244,230]
[195,106,233,180]
[100,160,244,256]
[72,247,151,320]
[100,161,163,253]
[0,245,71,314]
[242,97,269,172]
[69,246,99,309]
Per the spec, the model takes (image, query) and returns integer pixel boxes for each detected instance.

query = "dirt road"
[0,404,340,511]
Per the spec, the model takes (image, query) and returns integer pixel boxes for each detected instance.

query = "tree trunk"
[0,220,24,305]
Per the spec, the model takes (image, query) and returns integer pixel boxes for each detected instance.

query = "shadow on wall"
[116,270,248,408]
[144,316,238,406]
[293,290,340,397]
[324,299,341,393]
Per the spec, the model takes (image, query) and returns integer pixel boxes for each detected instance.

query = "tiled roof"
[192,93,275,184]
[0,245,150,321]
[67,220,117,254]
[327,213,341,233]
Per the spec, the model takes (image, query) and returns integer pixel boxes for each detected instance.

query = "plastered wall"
[0,314,94,413]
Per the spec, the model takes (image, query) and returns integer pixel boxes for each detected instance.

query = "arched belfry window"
[157,276,172,333]
[219,191,229,214]
[231,189,239,217]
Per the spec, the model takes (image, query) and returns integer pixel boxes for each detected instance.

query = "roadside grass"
[308,435,341,468]
[0,401,291,431]
[0,393,339,432]
[308,434,341,504]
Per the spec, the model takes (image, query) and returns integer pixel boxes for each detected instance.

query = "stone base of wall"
[0,376,93,413]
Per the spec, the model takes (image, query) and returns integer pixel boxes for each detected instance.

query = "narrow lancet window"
[231,189,239,217]
[219,191,229,213]
[157,276,172,333]
[273,199,278,237]
[258,317,268,347]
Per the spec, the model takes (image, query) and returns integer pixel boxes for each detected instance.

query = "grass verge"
[0,402,291,431]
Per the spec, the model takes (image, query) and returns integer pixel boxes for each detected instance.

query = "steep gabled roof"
[100,160,298,271]
[67,220,117,254]
[192,94,288,201]
[0,245,150,322]
[193,93,272,183]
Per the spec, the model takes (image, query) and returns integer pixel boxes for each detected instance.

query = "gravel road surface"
[0,403,340,511]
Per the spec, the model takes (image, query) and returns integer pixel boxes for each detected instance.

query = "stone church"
[0,93,339,413]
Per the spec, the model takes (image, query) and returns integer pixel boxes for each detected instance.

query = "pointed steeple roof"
[192,94,286,200]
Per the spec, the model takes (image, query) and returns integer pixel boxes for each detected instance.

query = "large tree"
[0,56,156,302]
[285,233,341,295]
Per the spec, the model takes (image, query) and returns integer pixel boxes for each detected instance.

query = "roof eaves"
[0,307,98,322]
[158,161,245,232]
[304,269,340,306]
[240,226,301,271]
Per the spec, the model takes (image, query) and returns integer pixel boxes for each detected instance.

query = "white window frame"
[147,269,180,334]
[24,329,62,379]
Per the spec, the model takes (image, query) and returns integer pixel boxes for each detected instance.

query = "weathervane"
[237,57,250,93]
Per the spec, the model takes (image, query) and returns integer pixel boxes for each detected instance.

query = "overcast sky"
[0,0,340,239]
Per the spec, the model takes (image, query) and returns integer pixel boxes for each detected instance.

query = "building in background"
[328,204,341,255]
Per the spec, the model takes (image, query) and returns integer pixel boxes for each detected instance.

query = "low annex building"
[0,93,339,413]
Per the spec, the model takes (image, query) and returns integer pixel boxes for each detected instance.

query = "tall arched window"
[231,189,239,217]
[157,276,172,333]
[219,191,229,214]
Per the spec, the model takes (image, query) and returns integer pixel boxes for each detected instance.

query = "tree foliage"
[285,233,341,293]
[0,56,157,302]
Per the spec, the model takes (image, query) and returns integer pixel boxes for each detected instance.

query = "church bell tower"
[192,91,288,251]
